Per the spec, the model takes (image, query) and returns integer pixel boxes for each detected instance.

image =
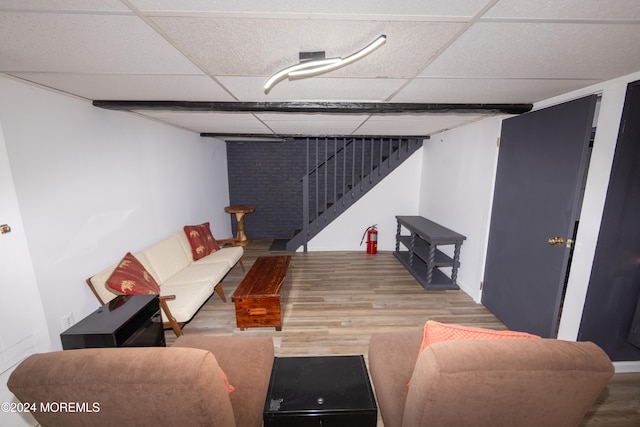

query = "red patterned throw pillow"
[106,252,160,295]
[184,222,220,261]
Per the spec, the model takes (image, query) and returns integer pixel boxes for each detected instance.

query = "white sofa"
[87,231,244,336]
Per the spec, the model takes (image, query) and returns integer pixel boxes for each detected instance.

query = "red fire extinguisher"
[360,225,378,254]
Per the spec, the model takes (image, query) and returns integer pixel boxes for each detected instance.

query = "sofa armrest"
[173,335,274,427]
[216,238,240,247]
[368,331,422,427]
[8,347,236,427]
[158,295,182,337]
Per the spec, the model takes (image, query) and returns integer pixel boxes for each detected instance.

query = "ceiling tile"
[355,114,488,136]
[1,1,638,137]
[483,0,640,21]
[420,22,640,80]
[0,12,201,74]
[217,76,406,102]
[132,0,492,19]
[136,111,272,134]
[0,0,129,12]
[392,77,601,104]
[257,113,369,135]
[149,17,466,77]
[9,73,235,101]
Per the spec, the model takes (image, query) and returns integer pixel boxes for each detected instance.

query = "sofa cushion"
[160,281,215,323]
[184,223,220,261]
[141,235,190,284]
[418,320,539,356]
[88,263,119,304]
[162,262,230,288]
[105,252,160,296]
[195,245,244,269]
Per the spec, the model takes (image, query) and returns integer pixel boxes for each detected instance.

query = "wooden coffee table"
[232,256,292,331]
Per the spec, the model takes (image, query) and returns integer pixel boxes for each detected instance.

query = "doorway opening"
[556,97,600,336]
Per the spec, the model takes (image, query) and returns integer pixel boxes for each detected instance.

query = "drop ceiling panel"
[257,113,369,135]
[2,1,639,138]
[0,0,129,12]
[0,12,201,74]
[483,0,640,20]
[420,22,640,80]
[132,0,492,19]
[9,73,235,101]
[355,114,488,136]
[217,76,407,102]
[149,17,466,77]
[136,111,272,134]
[393,77,601,104]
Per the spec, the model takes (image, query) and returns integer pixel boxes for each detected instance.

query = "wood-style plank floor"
[166,240,640,426]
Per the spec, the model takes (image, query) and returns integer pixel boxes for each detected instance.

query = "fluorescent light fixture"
[264,34,387,94]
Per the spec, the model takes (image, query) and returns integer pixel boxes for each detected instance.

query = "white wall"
[308,148,422,251]
[0,76,231,352]
[418,117,505,302]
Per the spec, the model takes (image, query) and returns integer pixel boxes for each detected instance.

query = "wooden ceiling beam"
[93,101,532,115]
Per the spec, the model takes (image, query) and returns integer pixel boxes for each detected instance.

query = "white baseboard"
[613,360,640,373]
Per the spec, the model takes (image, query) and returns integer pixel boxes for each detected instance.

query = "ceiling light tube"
[263,34,387,93]
[264,58,341,93]
[289,34,387,80]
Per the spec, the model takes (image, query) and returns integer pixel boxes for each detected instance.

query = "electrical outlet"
[61,312,75,330]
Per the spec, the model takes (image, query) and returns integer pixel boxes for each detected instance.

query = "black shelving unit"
[394,216,466,290]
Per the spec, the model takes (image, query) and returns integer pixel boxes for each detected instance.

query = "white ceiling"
[1,0,639,138]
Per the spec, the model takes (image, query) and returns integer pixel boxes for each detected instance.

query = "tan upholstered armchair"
[8,336,273,427]
[368,330,614,427]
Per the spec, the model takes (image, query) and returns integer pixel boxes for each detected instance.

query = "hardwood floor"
[166,239,640,426]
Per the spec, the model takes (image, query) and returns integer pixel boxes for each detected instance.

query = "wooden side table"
[224,205,255,246]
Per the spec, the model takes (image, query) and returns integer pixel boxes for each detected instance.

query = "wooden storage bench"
[232,255,292,331]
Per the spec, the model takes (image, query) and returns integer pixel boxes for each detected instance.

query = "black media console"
[60,294,165,349]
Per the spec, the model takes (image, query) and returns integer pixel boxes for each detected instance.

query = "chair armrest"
[86,277,106,305]
[216,238,239,247]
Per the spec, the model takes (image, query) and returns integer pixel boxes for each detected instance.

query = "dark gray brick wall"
[226,140,308,239]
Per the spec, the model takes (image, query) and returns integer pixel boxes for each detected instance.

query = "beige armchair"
[8,336,273,427]
[368,330,614,427]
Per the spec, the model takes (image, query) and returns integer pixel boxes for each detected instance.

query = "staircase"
[286,137,423,252]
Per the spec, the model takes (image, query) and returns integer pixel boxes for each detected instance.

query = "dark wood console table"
[394,216,466,290]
